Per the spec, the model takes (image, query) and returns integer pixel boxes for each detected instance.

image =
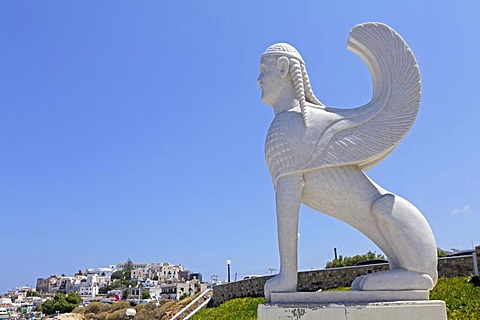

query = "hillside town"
[0,261,207,319]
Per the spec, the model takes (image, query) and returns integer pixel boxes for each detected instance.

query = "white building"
[147,263,184,282]
[78,270,111,297]
[86,266,115,278]
[142,278,158,288]
[131,268,146,281]
[79,285,99,297]
[117,262,148,270]
[149,280,207,300]
[0,297,12,304]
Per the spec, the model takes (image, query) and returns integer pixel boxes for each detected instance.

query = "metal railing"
[170,289,212,320]
[184,296,212,320]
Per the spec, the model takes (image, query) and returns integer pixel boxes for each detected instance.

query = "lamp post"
[226,260,231,283]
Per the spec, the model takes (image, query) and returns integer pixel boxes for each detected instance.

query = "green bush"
[326,286,350,291]
[430,276,480,319]
[325,251,386,268]
[40,293,81,315]
[98,279,136,294]
[191,297,266,320]
[84,302,107,314]
[106,309,127,320]
[74,301,132,320]
[142,290,151,299]
[108,301,130,312]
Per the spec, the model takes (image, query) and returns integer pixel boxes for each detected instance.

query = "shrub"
[40,293,80,314]
[191,297,266,320]
[325,251,386,268]
[84,302,107,314]
[108,301,130,312]
[430,276,480,319]
[106,309,126,320]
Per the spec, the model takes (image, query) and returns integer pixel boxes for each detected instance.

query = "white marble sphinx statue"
[258,22,438,302]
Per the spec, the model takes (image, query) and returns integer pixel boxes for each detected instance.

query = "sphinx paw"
[352,269,434,291]
[264,273,297,302]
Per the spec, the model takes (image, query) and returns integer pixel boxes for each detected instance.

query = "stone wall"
[212,274,272,306]
[212,263,390,306]
[297,263,389,292]
[212,250,479,306]
[438,255,474,278]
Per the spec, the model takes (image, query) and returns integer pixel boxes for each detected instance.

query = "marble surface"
[258,23,438,302]
[258,300,447,320]
[270,290,429,304]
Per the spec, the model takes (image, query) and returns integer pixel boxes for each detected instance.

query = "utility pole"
[268,268,277,275]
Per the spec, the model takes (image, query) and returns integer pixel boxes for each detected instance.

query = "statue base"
[271,290,429,304]
[258,300,446,320]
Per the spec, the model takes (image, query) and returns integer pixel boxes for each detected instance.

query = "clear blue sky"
[1,1,479,293]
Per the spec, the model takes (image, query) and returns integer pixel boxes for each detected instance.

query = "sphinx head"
[258,43,323,112]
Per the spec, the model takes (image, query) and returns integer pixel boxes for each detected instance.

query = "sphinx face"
[257,57,283,106]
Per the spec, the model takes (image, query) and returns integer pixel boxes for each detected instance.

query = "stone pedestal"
[270,290,430,304]
[258,300,447,320]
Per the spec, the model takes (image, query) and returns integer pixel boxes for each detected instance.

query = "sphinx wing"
[304,22,421,171]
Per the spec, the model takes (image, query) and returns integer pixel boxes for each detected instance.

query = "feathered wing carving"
[303,22,421,172]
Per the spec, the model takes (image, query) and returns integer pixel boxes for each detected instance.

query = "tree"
[141,290,150,299]
[26,290,40,297]
[99,279,136,294]
[122,289,129,300]
[111,270,124,280]
[437,247,449,257]
[123,258,134,280]
[325,250,386,268]
[40,293,81,315]
[66,292,82,305]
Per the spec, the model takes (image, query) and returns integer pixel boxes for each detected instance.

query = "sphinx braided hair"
[289,58,324,127]
[302,64,323,107]
[290,58,308,125]
[262,43,324,127]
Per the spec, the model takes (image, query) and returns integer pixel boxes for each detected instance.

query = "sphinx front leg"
[264,174,304,302]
